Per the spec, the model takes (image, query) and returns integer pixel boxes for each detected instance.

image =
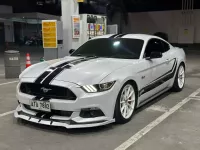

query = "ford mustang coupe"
[15,34,186,128]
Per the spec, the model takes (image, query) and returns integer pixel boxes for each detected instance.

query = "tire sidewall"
[114,81,137,124]
[173,64,185,91]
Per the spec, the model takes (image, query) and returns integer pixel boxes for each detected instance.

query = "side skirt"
[137,87,171,108]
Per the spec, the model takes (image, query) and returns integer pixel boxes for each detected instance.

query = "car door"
[160,40,177,84]
[139,38,170,103]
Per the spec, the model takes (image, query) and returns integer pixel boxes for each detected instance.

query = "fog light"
[80,108,105,118]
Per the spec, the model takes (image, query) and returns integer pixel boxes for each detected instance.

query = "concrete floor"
[0,50,200,150]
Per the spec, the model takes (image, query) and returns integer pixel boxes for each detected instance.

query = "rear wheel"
[172,64,185,92]
[114,82,137,124]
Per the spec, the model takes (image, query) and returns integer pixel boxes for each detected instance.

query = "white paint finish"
[110,9,200,43]
[115,89,200,150]
[16,34,186,128]
[0,110,15,118]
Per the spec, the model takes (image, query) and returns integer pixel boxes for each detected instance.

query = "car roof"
[91,34,165,42]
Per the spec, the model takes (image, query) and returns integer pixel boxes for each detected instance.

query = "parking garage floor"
[0,50,200,150]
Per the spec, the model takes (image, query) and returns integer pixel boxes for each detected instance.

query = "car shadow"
[15,90,173,135]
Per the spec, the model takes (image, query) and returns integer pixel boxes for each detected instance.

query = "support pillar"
[61,0,79,56]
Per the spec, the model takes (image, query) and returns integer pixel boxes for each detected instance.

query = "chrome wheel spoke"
[128,91,134,99]
[120,84,136,119]
[128,98,134,102]
[121,105,126,112]
[120,97,126,104]
[120,100,125,104]
[127,103,134,110]
[126,87,130,99]
[123,105,127,117]
[178,66,185,88]
[180,70,184,75]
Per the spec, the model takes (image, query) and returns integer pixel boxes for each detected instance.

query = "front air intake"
[20,83,77,100]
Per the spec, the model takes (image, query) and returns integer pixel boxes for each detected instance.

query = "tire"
[172,64,185,92]
[114,82,137,124]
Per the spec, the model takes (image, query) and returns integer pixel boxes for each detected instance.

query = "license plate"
[30,100,51,112]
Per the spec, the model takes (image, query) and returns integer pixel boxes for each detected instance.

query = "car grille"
[20,83,77,100]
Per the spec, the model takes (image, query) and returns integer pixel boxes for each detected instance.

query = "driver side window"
[144,39,164,58]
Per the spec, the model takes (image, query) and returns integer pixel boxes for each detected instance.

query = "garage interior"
[0,0,200,150]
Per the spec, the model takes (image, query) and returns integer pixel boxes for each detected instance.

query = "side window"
[161,41,170,52]
[144,39,164,58]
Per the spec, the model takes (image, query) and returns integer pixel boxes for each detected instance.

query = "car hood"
[21,56,134,85]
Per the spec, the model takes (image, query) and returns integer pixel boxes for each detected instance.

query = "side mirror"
[146,51,162,60]
[69,49,75,54]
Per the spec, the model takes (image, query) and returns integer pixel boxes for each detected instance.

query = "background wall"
[110,9,200,44]
[0,5,14,43]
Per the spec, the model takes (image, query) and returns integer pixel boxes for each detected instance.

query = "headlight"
[81,81,116,93]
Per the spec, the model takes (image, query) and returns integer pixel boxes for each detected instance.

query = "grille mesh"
[20,83,77,100]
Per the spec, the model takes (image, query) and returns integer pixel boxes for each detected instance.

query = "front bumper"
[14,104,115,128]
[15,79,120,128]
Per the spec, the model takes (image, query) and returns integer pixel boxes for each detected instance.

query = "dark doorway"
[0,23,5,45]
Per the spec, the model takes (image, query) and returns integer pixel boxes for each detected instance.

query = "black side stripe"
[147,58,176,86]
[139,59,177,96]
[42,68,64,85]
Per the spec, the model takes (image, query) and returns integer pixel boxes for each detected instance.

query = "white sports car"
[15,34,186,128]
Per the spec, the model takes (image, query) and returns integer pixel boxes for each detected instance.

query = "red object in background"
[26,53,31,68]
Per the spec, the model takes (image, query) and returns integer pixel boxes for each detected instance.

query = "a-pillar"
[61,0,79,56]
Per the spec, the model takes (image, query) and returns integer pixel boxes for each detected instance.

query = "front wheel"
[172,64,185,92]
[114,82,137,124]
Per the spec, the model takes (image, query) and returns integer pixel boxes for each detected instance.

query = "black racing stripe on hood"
[42,68,64,85]
[41,57,98,85]
[56,57,85,68]
[35,71,52,84]
[70,57,98,65]
[35,57,98,85]
[34,58,84,84]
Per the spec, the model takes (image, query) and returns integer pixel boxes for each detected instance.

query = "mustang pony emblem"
[41,87,52,93]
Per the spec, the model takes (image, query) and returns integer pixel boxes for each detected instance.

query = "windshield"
[71,38,144,59]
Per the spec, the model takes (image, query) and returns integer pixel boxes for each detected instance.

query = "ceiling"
[0,0,200,16]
